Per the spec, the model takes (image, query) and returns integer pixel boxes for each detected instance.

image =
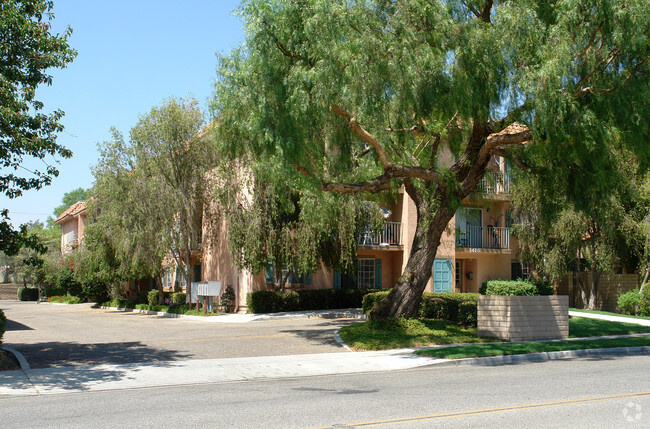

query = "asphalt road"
[0,301,354,368]
[1,355,648,428]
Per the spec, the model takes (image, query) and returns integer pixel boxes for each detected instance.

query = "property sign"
[190,281,222,301]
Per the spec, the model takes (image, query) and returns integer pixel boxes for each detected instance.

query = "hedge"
[620,285,650,316]
[362,291,479,326]
[0,308,6,345]
[17,287,39,301]
[246,289,378,314]
[480,280,553,296]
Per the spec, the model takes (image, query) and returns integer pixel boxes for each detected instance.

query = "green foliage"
[81,281,109,303]
[617,289,641,315]
[147,290,159,307]
[17,287,39,301]
[219,286,235,312]
[47,295,84,304]
[639,286,650,317]
[1,0,77,254]
[480,280,553,296]
[363,291,479,326]
[170,292,186,306]
[246,289,376,313]
[53,188,88,218]
[88,97,212,298]
[55,259,82,298]
[0,309,6,344]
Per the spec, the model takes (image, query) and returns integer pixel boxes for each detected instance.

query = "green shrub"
[639,285,650,317]
[246,289,378,313]
[17,287,39,301]
[458,301,477,325]
[44,286,66,298]
[362,291,478,326]
[56,265,82,297]
[81,282,109,303]
[171,292,186,305]
[362,291,390,314]
[481,280,553,296]
[220,286,236,312]
[246,291,285,313]
[147,289,159,306]
[0,308,6,345]
[617,289,641,315]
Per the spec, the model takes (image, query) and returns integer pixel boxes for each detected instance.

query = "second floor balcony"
[455,226,510,250]
[359,221,402,248]
[477,171,511,196]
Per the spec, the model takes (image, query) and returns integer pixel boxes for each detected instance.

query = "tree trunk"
[157,276,164,305]
[586,269,600,310]
[369,201,454,320]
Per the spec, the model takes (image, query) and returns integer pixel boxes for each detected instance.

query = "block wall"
[478,295,569,341]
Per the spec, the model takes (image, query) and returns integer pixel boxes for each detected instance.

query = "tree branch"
[332,105,392,168]
[575,24,602,59]
[323,175,395,194]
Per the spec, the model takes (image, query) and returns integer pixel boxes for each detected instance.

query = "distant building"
[53,201,87,254]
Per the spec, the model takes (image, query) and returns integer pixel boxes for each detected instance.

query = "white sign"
[190,281,222,301]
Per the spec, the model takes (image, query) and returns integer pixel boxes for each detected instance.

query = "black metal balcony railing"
[455,226,510,249]
[478,171,511,195]
[359,221,402,246]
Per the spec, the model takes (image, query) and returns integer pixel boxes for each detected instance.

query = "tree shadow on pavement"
[12,341,193,369]
[280,319,359,347]
[4,319,33,331]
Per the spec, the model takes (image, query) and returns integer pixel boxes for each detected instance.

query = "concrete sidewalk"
[568,310,650,326]
[0,348,439,396]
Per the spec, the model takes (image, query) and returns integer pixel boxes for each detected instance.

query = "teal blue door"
[432,259,452,293]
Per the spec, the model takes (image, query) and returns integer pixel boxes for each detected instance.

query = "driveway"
[0,301,356,369]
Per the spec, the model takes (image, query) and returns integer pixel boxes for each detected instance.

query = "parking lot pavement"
[0,301,357,369]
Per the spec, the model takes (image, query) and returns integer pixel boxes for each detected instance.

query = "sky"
[1,0,245,227]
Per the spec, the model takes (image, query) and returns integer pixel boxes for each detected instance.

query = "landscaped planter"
[477,295,569,341]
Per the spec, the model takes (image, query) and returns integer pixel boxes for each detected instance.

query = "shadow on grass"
[339,318,496,351]
[569,317,650,337]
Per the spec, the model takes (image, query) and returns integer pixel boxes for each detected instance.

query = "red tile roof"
[53,201,87,225]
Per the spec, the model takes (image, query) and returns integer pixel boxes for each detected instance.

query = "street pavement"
[2,355,649,428]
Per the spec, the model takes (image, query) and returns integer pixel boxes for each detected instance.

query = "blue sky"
[1,0,244,226]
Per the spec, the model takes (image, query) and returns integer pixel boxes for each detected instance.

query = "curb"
[99,305,365,323]
[1,346,30,370]
[333,328,353,351]
[434,346,650,366]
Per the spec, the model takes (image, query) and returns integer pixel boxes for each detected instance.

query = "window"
[265,262,311,285]
[511,262,531,280]
[335,258,382,289]
[162,268,174,289]
[357,259,375,289]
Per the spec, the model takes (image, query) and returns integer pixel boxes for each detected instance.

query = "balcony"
[455,226,510,250]
[477,171,511,196]
[359,221,402,248]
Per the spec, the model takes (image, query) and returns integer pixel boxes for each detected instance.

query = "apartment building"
[201,154,523,310]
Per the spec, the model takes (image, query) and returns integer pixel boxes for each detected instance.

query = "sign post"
[190,281,222,313]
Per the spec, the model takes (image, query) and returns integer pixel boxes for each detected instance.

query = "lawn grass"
[338,318,498,350]
[339,316,650,351]
[570,308,650,321]
[569,317,650,337]
[415,336,650,359]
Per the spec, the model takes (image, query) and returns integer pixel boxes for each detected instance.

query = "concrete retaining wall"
[478,295,569,341]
